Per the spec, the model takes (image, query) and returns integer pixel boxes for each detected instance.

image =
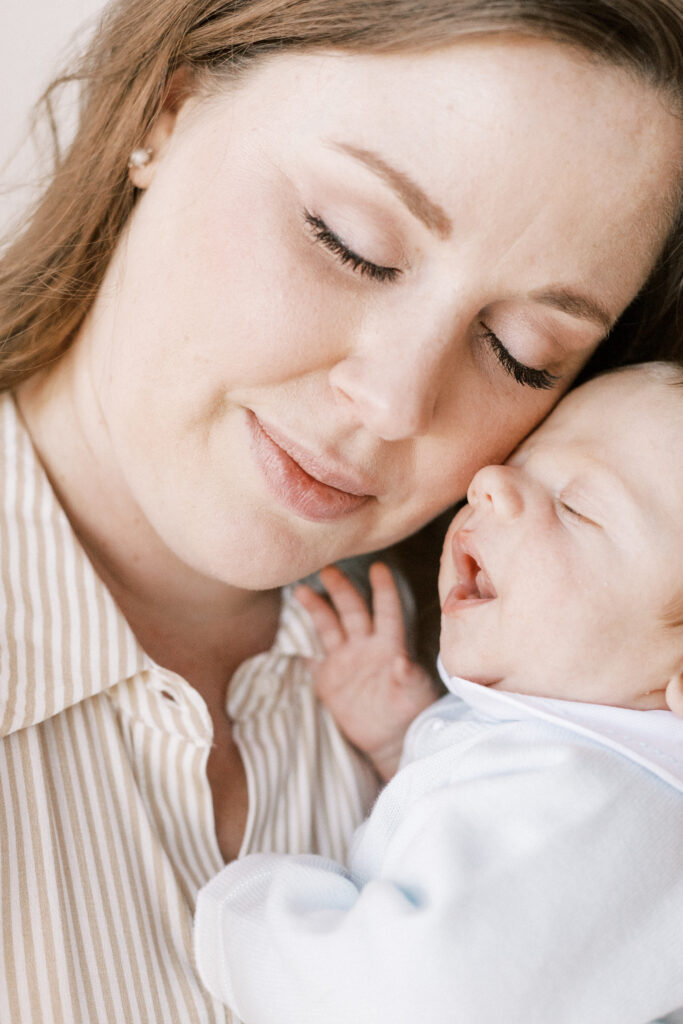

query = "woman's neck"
[16,348,282,707]
[82,535,282,710]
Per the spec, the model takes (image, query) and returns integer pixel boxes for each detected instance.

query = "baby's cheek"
[436,613,461,667]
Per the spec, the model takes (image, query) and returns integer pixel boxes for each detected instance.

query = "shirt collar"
[1,391,322,736]
[438,656,683,794]
[272,586,324,659]
[0,393,152,734]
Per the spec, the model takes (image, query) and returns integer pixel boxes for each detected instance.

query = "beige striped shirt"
[0,392,379,1024]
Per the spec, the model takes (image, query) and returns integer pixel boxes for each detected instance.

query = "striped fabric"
[0,392,379,1024]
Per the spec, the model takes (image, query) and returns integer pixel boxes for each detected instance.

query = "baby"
[195,363,683,1024]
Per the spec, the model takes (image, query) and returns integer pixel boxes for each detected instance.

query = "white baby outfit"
[195,661,683,1024]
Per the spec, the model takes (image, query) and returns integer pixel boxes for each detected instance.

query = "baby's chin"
[438,647,504,688]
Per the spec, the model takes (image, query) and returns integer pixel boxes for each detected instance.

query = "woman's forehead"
[189,43,681,305]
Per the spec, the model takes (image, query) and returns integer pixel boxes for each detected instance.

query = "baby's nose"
[467,465,525,520]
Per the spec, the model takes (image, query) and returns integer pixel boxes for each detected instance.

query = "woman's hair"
[0,0,682,390]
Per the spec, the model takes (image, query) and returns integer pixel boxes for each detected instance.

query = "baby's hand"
[295,563,439,781]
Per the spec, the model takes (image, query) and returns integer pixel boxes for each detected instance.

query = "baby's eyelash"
[559,500,583,518]
[304,211,401,283]
[479,323,560,392]
[557,499,597,527]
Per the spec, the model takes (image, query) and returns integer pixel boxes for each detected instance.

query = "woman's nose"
[328,349,438,440]
[467,464,525,520]
[328,296,460,440]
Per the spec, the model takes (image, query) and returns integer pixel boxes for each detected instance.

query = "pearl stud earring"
[127,147,153,170]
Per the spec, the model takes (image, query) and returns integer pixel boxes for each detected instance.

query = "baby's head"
[438,362,683,715]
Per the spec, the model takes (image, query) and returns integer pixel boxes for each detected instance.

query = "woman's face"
[86,38,681,588]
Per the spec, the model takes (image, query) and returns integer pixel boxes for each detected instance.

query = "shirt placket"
[111,669,224,898]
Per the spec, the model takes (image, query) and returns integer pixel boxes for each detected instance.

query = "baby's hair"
[595,359,683,388]
[631,362,683,633]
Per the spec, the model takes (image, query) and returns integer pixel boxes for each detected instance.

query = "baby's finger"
[393,656,440,711]
[395,654,438,690]
[369,562,406,647]
[318,566,373,638]
[293,583,346,652]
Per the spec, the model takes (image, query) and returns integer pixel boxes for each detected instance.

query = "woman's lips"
[442,530,497,614]
[247,411,372,522]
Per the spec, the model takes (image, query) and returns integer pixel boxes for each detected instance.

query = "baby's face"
[438,369,683,709]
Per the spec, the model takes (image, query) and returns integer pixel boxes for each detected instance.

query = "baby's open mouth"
[462,555,496,600]
[444,532,497,607]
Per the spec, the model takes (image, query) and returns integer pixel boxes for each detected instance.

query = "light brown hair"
[0,0,682,392]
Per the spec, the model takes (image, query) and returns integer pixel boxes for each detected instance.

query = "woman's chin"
[182,530,340,592]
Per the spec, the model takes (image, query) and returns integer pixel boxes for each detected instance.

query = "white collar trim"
[437,657,683,794]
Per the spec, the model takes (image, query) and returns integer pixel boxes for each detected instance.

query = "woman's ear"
[664,670,683,717]
[128,66,196,189]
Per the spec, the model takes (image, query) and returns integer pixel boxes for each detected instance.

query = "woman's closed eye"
[303,210,401,283]
[478,323,560,392]
[304,212,562,394]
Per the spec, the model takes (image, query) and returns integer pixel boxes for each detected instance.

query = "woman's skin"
[17,39,683,859]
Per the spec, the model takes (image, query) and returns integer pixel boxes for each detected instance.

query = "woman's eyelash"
[304,211,401,283]
[479,323,559,392]
[303,223,559,391]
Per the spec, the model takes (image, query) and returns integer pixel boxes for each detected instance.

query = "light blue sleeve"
[194,733,683,1024]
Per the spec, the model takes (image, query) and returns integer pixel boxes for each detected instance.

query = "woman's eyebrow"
[325,143,615,333]
[328,140,453,239]
[529,287,614,334]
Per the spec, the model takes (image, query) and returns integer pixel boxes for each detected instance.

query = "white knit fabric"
[195,670,683,1024]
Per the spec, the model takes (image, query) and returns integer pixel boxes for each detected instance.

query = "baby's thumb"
[394,654,422,685]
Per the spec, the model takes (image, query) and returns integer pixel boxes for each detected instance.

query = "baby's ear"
[665,670,683,717]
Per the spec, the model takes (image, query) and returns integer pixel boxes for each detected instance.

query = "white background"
[0,0,107,235]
